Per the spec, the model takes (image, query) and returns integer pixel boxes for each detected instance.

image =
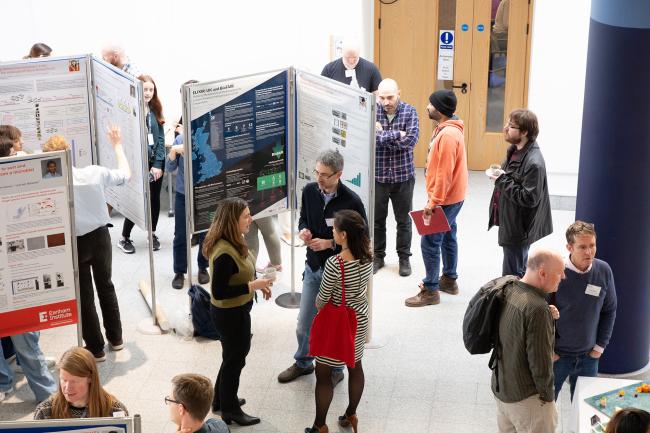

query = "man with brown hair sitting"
[166,373,230,433]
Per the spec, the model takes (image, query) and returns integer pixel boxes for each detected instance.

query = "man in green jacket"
[491,249,565,433]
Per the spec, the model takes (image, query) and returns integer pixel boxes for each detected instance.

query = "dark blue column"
[577,0,650,374]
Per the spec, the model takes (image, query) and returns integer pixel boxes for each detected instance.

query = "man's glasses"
[505,123,520,130]
[164,396,181,406]
[312,169,338,180]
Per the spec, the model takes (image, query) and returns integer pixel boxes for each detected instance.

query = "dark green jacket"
[146,110,165,169]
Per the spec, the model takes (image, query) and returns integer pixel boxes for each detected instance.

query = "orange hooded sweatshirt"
[425,119,468,207]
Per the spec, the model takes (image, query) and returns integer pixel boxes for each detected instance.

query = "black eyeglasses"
[312,169,338,180]
[505,123,520,130]
[164,396,181,406]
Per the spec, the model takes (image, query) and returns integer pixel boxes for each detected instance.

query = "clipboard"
[409,208,451,236]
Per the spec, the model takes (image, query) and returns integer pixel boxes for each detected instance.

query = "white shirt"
[72,165,127,236]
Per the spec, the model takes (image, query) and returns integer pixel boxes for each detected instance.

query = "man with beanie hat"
[373,78,420,276]
[405,89,468,307]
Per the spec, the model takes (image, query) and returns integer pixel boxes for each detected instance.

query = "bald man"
[101,44,141,77]
[373,79,419,276]
[491,249,565,433]
[321,40,382,92]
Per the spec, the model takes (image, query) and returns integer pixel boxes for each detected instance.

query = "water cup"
[263,267,277,282]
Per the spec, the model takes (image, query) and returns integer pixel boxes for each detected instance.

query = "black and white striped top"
[316,255,372,317]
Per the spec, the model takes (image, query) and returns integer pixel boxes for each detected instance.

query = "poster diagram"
[187,70,289,232]
[0,56,93,167]
[91,59,147,230]
[295,71,374,212]
[0,152,77,337]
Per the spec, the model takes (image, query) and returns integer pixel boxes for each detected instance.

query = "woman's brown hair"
[50,347,119,418]
[138,75,165,125]
[605,408,650,433]
[202,197,249,258]
[334,210,373,264]
[0,125,22,142]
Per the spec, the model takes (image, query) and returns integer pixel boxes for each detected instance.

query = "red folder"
[409,208,451,236]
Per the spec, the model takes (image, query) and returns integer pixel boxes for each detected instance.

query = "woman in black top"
[202,197,272,426]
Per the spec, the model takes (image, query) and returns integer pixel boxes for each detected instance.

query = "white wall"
[527,0,591,196]
[3,0,370,132]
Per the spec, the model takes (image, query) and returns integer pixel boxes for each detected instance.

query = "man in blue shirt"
[373,78,419,277]
[551,221,617,400]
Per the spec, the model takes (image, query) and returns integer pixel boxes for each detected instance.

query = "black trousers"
[374,177,415,259]
[77,226,122,353]
[122,166,163,237]
[210,301,252,413]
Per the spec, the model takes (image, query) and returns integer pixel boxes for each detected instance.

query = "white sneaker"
[14,357,56,374]
[0,387,13,402]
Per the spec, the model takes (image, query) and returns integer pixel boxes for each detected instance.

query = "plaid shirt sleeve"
[375,102,419,183]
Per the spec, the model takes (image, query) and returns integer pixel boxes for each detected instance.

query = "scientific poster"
[0,417,132,433]
[0,56,93,167]
[91,59,147,230]
[187,70,288,232]
[295,70,374,212]
[0,152,77,337]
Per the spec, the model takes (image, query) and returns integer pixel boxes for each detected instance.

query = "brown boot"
[405,285,440,307]
[439,275,459,295]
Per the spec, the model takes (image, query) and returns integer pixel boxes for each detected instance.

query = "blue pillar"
[577,0,650,374]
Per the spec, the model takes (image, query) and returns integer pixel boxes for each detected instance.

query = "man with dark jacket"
[488,109,552,277]
[321,40,382,93]
[277,150,366,385]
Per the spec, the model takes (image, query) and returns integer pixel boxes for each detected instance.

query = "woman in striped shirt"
[306,210,372,433]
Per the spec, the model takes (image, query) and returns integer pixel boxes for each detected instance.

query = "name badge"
[585,284,601,297]
[147,133,154,146]
[325,218,335,227]
[345,69,356,78]
[113,410,126,417]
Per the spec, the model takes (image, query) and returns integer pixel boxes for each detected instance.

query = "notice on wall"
[295,71,374,212]
[0,152,77,337]
[437,30,455,80]
[0,56,93,167]
[91,59,147,230]
[186,70,288,232]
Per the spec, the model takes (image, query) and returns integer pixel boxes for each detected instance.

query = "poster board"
[0,55,94,168]
[0,415,137,433]
[90,58,148,230]
[295,70,375,213]
[183,69,289,233]
[0,151,79,337]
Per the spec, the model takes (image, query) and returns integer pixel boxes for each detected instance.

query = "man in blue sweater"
[552,221,617,400]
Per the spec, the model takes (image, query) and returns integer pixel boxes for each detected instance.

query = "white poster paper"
[295,71,374,212]
[0,152,77,336]
[0,56,93,167]
[91,59,147,230]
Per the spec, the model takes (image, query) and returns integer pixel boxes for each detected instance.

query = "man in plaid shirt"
[374,78,420,277]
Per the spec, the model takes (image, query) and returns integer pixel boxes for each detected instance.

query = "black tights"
[313,360,364,428]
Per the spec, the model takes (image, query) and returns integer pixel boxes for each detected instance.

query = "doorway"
[374,0,533,170]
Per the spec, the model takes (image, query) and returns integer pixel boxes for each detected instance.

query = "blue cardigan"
[552,258,617,355]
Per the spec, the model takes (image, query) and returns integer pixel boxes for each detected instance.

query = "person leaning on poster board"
[42,126,131,362]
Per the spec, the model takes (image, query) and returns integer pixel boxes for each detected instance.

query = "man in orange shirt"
[406,90,468,307]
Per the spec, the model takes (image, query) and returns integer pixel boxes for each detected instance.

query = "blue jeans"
[553,353,599,401]
[0,332,56,401]
[502,244,529,277]
[420,201,464,291]
[294,265,343,374]
[173,193,207,274]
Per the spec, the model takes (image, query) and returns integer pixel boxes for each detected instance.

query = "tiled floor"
[0,172,628,432]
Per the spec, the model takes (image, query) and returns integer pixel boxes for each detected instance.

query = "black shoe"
[332,370,345,388]
[172,273,185,290]
[190,234,200,247]
[84,347,106,362]
[118,237,135,254]
[277,363,314,383]
[373,257,385,274]
[221,411,260,426]
[212,398,246,412]
[198,268,210,285]
[152,234,160,251]
[398,257,412,277]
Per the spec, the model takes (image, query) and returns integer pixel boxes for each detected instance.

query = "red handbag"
[309,255,358,368]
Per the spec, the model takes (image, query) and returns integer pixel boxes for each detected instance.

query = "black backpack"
[188,285,220,340]
[462,275,518,391]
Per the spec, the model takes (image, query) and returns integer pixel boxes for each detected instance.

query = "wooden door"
[374,0,533,170]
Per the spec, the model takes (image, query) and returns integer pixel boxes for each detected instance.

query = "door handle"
[452,83,468,94]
